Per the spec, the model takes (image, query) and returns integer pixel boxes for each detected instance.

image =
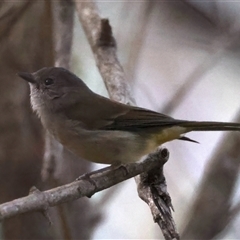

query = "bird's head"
[18,67,89,116]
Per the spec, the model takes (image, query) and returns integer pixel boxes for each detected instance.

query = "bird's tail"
[176,121,240,144]
[179,121,240,131]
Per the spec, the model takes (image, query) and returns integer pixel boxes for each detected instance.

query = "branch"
[137,149,179,240]
[0,149,167,221]
[75,1,178,239]
[74,0,135,105]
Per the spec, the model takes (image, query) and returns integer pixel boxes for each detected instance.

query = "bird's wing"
[62,93,181,131]
[100,107,201,143]
[103,107,240,132]
[101,107,184,131]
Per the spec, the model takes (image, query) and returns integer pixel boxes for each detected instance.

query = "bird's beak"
[18,72,36,84]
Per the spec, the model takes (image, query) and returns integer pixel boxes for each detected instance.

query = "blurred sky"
[71,1,240,239]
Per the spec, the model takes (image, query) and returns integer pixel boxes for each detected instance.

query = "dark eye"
[44,78,54,85]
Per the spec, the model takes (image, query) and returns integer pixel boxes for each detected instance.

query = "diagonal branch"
[74,1,178,239]
[74,0,135,105]
[0,149,167,221]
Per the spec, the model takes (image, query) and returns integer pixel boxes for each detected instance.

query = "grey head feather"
[19,67,92,118]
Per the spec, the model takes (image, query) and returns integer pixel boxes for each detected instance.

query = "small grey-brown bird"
[18,67,240,164]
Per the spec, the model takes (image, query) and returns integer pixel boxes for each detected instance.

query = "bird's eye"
[44,78,54,85]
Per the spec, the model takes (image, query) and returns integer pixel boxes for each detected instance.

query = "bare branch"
[74,0,135,105]
[74,1,178,239]
[0,149,167,221]
[137,149,179,240]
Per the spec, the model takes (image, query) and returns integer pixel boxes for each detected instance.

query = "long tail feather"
[178,121,240,131]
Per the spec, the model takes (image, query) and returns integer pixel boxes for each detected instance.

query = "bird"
[18,67,240,164]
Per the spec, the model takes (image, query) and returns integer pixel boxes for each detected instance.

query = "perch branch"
[0,149,167,221]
